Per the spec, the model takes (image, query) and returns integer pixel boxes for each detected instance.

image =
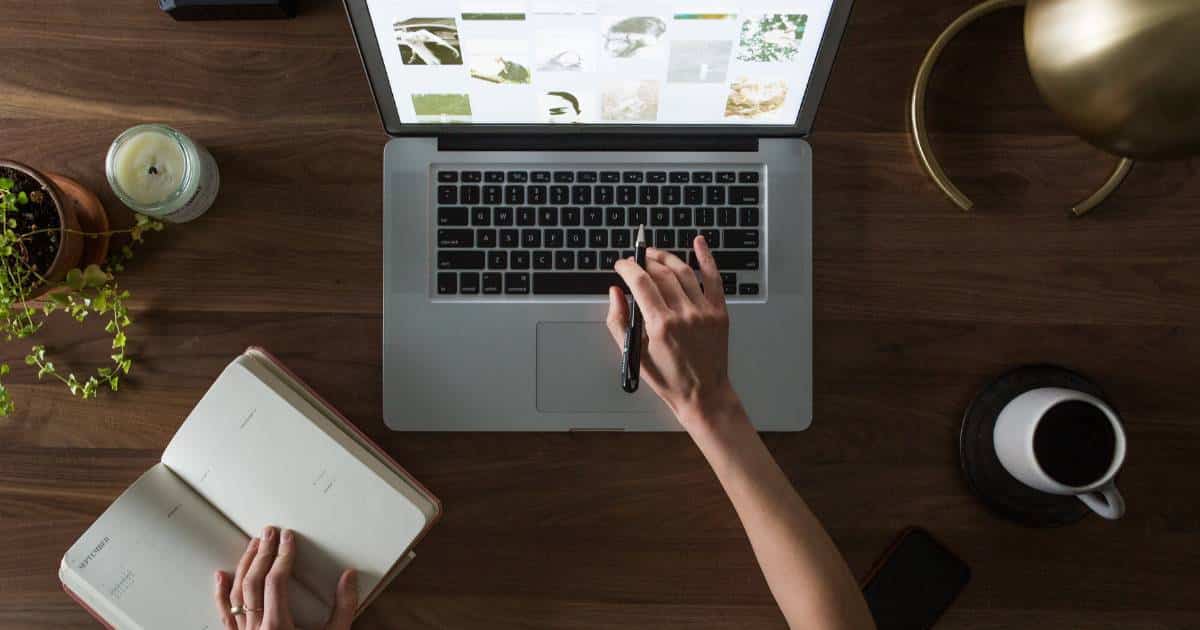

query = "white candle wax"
[110,130,187,205]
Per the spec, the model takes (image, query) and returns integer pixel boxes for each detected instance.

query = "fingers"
[230,537,259,610]
[214,572,238,630]
[693,235,726,309]
[243,526,279,627]
[646,248,703,307]
[324,569,359,630]
[605,285,630,348]
[614,258,669,317]
[643,257,688,310]
[263,528,297,629]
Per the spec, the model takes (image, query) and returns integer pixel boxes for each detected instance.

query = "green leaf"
[82,264,108,288]
[112,331,126,349]
[24,354,36,366]
[16,192,28,205]
[0,363,9,376]
[0,177,12,190]
[121,359,132,374]
[50,292,71,306]
[65,268,84,291]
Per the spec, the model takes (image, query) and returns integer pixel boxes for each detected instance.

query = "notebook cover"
[61,581,116,630]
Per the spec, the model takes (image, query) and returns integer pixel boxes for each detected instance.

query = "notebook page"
[60,463,329,630]
[161,361,430,607]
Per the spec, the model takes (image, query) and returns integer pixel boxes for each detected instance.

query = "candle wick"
[148,165,159,175]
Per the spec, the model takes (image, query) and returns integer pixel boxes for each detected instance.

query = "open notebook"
[60,348,441,629]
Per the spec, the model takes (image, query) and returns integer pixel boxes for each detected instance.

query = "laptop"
[342,0,852,430]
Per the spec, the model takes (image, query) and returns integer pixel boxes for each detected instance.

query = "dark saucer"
[959,365,1102,527]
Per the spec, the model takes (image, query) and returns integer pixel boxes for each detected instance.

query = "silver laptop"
[343,0,853,430]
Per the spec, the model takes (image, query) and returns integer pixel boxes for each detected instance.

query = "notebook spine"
[61,581,117,630]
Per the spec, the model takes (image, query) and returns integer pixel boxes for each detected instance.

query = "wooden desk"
[2,2,1198,628]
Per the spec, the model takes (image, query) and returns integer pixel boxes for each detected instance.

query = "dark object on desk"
[959,365,1102,527]
[160,0,295,20]
[620,225,647,394]
[861,527,970,630]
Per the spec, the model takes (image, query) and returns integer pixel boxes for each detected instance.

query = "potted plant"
[0,160,163,415]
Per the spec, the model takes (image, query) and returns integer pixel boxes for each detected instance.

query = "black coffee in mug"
[1033,400,1117,487]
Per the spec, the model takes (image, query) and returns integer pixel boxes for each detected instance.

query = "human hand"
[215,526,358,630]
[607,236,745,431]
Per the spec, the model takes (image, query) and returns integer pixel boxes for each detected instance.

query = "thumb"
[324,569,359,630]
[605,286,630,349]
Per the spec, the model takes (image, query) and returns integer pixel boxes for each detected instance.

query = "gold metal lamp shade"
[911,0,1200,216]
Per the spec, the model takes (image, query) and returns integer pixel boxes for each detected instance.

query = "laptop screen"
[363,1,837,126]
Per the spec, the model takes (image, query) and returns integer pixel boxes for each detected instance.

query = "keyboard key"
[607,207,625,226]
[461,185,481,205]
[438,229,473,248]
[662,186,681,205]
[639,185,659,205]
[438,185,457,204]
[622,249,635,259]
[601,171,620,182]
[437,272,457,294]
[647,171,667,183]
[655,230,675,248]
[706,186,725,205]
[718,207,737,226]
[533,272,628,294]
[572,185,592,204]
[463,171,482,183]
[577,171,598,183]
[695,207,714,226]
[722,272,737,294]
[484,185,502,204]
[699,228,720,248]
[555,251,575,269]
[500,229,518,247]
[584,207,604,226]
[740,206,761,226]
[533,251,553,269]
[600,250,620,269]
[438,207,468,226]
[693,172,713,183]
[725,229,760,248]
[485,171,505,183]
[437,171,458,183]
[717,171,736,183]
[505,185,525,204]
[477,229,497,248]
[521,229,541,247]
[539,207,558,226]
[589,229,608,248]
[622,172,644,183]
[550,185,569,204]
[482,272,502,294]
[553,171,575,183]
[545,229,564,248]
[578,250,597,269]
[517,207,536,225]
[650,207,669,226]
[488,251,507,269]
[729,186,760,205]
[506,171,528,182]
[505,272,530,294]
[438,251,485,270]
[532,171,552,183]
[679,229,698,246]
[460,272,479,294]
[617,185,636,205]
[612,229,631,248]
[669,171,690,183]
[673,207,692,226]
[494,207,513,225]
[528,185,547,204]
[684,186,702,205]
[562,207,581,225]
[595,185,614,205]
[511,251,530,269]
[567,229,586,248]
[739,283,760,295]
[712,251,759,270]
[629,207,647,226]
[739,171,760,183]
[472,207,490,225]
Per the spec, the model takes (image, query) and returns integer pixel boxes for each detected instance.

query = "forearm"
[682,396,874,630]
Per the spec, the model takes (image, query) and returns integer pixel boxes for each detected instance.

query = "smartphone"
[860,527,971,630]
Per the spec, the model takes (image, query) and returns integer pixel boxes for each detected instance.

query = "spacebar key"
[534,273,629,294]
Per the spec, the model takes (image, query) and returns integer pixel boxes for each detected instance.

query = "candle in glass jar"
[106,124,220,223]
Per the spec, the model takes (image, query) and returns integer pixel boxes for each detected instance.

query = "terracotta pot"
[0,160,94,293]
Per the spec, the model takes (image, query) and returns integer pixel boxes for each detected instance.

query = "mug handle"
[1078,481,1125,520]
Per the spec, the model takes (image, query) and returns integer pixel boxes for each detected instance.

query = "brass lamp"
[910,0,1200,216]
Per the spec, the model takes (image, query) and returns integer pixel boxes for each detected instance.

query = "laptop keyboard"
[433,167,763,298]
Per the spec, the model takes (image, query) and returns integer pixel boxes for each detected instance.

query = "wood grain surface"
[2,2,1199,628]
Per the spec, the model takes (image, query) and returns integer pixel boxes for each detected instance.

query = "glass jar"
[105,123,220,223]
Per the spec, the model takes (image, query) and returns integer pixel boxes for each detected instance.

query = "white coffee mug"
[994,387,1126,519]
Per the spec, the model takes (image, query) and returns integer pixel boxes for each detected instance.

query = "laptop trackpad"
[536,322,662,413]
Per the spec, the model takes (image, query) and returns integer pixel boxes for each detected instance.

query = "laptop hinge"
[438,134,759,153]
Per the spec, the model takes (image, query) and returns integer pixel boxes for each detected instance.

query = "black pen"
[621,225,647,393]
